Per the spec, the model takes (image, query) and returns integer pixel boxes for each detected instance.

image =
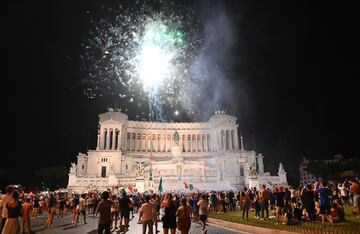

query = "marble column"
[194,135,197,152]
[112,129,116,150]
[202,134,207,152]
[106,129,111,150]
[101,129,106,150]
[234,128,239,150]
[97,132,100,150]
[117,130,122,150]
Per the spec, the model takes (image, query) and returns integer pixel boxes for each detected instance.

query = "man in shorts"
[197,194,208,233]
[316,182,333,224]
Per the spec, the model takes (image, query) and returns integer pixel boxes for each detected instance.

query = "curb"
[208,218,297,234]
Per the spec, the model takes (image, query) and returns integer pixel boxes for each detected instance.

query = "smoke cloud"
[191,1,239,120]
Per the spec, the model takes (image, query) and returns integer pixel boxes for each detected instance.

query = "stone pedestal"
[108,174,118,186]
[136,177,145,193]
[68,173,76,187]
[248,176,259,189]
[171,144,182,158]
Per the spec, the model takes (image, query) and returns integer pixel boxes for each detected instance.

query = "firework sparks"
[81,1,202,121]
[136,20,183,91]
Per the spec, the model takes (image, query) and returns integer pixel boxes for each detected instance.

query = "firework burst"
[81,1,203,121]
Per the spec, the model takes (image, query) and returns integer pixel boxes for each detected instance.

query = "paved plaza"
[27,212,243,234]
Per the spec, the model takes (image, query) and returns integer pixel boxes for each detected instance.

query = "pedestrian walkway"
[29,212,243,233]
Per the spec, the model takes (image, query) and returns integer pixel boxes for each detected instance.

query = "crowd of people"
[0,177,359,234]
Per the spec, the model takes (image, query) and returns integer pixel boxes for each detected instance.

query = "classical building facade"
[67,108,287,193]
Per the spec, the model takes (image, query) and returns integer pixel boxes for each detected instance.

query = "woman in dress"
[176,197,191,234]
[161,193,177,234]
[2,190,22,234]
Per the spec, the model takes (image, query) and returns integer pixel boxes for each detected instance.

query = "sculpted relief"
[70,162,77,173]
[136,162,145,176]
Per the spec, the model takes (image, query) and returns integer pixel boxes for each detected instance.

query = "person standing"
[197,194,208,233]
[21,198,32,234]
[110,195,119,230]
[72,194,79,224]
[316,182,333,225]
[32,196,39,219]
[240,187,251,221]
[1,185,14,233]
[350,179,360,218]
[93,195,99,216]
[119,192,131,231]
[75,194,87,226]
[259,185,269,220]
[161,193,177,234]
[151,194,160,233]
[96,191,112,234]
[1,190,22,234]
[176,198,191,234]
[274,186,285,225]
[301,184,316,221]
[139,195,155,234]
[58,198,65,218]
[44,193,56,228]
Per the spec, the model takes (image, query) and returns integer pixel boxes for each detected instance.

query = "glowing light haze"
[135,20,183,91]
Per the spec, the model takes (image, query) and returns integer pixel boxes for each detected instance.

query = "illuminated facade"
[67,108,287,193]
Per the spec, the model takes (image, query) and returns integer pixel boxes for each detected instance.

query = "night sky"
[3,0,359,188]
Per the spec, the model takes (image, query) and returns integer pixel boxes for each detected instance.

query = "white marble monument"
[67,108,287,193]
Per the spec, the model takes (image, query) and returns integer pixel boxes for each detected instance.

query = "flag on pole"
[189,184,194,191]
[184,182,188,189]
[121,188,126,195]
[158,176,163,193]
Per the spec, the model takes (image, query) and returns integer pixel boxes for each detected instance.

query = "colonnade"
[97,128,240,152]
[124,133,213,152]
[220,129,239,150]
[98,128,122,150]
